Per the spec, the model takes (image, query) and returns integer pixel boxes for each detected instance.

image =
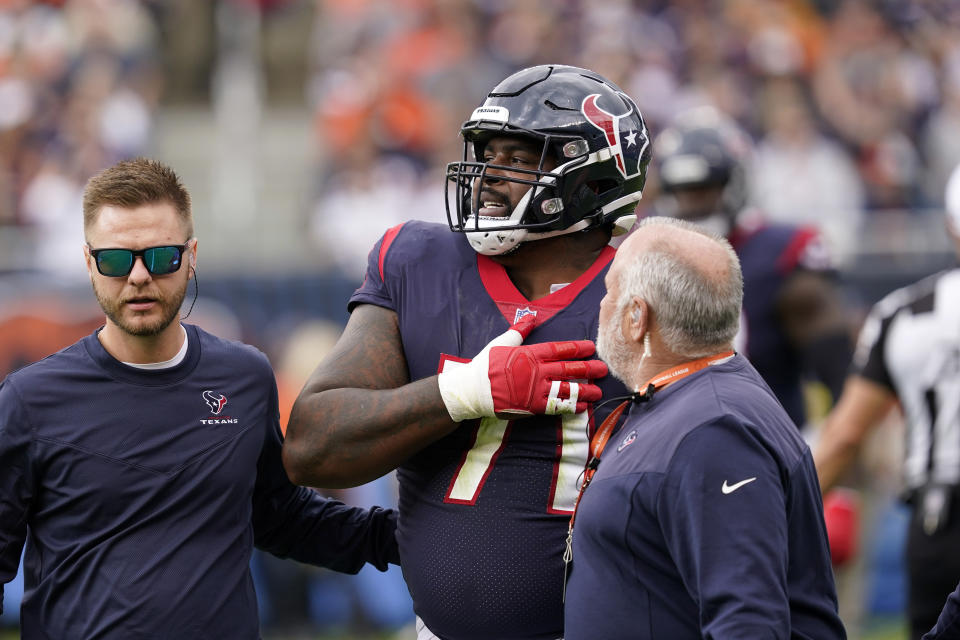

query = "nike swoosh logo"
[721,477,757,494]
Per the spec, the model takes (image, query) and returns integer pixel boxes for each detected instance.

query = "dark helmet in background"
[653,106,753,237]
[445,64,652,255]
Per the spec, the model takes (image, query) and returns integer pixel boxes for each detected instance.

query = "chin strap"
[467,219,596,256]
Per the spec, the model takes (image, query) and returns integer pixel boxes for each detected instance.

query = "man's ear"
[627,298,648,343]
[83,244,95,283]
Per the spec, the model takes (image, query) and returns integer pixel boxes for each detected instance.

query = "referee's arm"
[813,375,898,494]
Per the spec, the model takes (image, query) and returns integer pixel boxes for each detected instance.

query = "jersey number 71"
[443,412,592,514]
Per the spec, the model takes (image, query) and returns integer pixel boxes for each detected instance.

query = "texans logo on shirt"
[617,429,637,452]
[203,390,228,415]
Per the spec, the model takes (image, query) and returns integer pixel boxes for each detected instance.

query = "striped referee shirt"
[854,268,960,490]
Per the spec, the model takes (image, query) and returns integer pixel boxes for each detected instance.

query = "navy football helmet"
[653,106,752,233]
[445,65,652,255]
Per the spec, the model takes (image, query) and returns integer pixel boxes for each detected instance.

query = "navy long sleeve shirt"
[0,324,399,639]
[564,354,845,639]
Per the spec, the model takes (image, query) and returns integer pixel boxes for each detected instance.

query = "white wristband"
[436,324,526,422]
[437,357,494,422]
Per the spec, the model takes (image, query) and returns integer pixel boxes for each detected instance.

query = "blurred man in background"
[284,64,650,640]
[652,106,854,431]
[815,163,960,640]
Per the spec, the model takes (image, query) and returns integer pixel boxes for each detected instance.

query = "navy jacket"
[564,354,845,639]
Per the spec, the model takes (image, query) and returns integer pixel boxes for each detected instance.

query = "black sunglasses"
[88,243,189,277]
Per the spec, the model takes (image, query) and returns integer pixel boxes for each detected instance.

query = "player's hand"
[437,315,608,422]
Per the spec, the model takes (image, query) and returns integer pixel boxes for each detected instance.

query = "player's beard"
[92,279,187,337]
[596,317,635,388]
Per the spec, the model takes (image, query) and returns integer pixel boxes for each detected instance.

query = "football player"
[284,64,651,640]
[652,106,854,430]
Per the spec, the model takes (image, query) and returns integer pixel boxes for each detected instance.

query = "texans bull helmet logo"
[581,93,645,180]
[203,390,228,415]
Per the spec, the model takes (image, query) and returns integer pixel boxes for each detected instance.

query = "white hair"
[616,216,743,358]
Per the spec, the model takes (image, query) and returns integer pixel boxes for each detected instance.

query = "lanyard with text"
[561,349,735,600]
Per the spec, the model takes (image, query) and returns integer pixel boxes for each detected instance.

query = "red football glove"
[823,487,860,568]
[437,315,608,422]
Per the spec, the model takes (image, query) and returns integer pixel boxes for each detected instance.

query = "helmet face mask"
[448,132,572,230]
[445,65,651,255]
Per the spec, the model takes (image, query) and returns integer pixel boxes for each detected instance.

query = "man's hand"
[437,315,608,422]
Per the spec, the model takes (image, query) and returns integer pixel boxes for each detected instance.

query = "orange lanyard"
[562,350,735,599]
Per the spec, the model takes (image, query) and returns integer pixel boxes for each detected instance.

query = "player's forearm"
[283,376,458,488]
[255,487,400,572]
[813,377,894,494]
[814,431,861,494]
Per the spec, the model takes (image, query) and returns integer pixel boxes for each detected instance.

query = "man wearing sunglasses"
[0,158,400,639]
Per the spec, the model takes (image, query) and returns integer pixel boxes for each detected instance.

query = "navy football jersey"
[351,221,627,640]
[730,220,832,427]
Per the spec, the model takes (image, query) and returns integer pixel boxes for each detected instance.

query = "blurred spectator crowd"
[307,0,960,270]
[0,0,162,275]
[3,0,960,272]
